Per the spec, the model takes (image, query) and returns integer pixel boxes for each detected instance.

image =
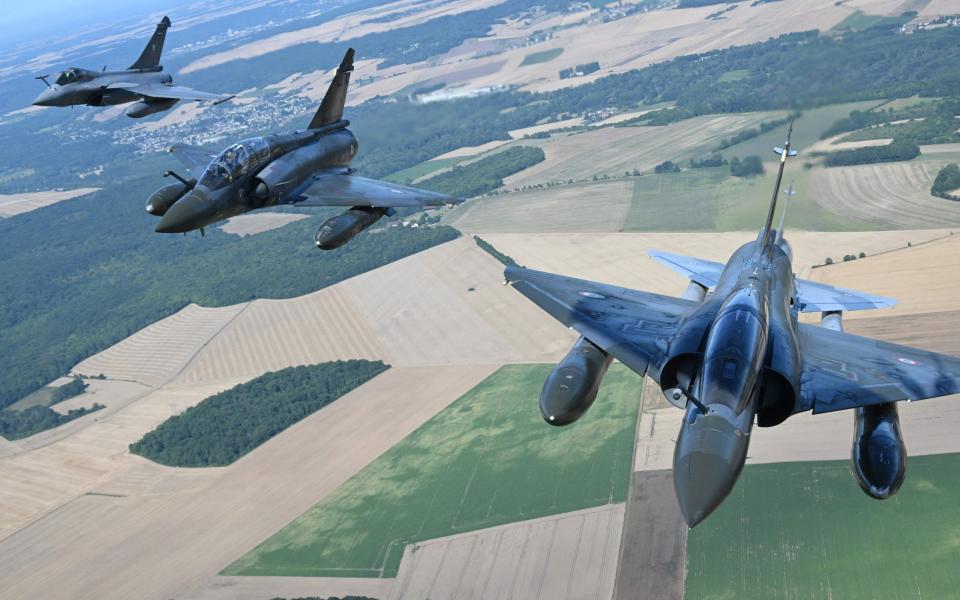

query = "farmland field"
[225,363,642,578]
[684,454,960,600]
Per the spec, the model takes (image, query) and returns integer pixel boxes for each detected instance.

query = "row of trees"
[822,138,920,167]
[418,146,545,198]
[0,403,103,441]
[130,361,390,467]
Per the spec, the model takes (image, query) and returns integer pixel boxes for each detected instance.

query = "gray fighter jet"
[506,125,960,527]
[148,48,461,248]
[32,16,232,118]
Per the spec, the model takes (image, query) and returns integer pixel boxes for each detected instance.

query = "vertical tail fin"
[309,48,354,129]
[759,122,796,253]
[129,16,171,70]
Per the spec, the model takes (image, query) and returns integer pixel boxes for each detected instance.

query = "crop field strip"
[684,454,960,600]
[225,364,642,578]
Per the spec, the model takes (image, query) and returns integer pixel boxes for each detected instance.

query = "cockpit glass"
[55,69,78,86]
[198,138,270,190]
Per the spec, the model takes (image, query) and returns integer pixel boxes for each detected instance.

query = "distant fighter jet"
[506,125,960,527]
[148,48,461,248]
[32,16,232,118]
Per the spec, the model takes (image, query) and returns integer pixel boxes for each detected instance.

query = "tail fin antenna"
[309,48,355,129]
[129,16,171,71]
[759,121,796,252]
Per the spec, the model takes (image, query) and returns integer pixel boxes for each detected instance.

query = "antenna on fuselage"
[774,183,795,245]
[759,121,797,253]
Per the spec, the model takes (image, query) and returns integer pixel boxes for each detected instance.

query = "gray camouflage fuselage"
[33,68,171,110]
[155,125,357,233]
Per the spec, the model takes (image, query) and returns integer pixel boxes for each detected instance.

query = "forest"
[822,138,921,167]
[931,164,960,201]
[130,361,389,467]
[0,403,103,441]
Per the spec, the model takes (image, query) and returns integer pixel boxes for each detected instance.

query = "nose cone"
[673,411,750,528]
[155,190,209,233]
[32,88,59,107]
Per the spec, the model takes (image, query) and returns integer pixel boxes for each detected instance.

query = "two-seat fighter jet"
[32,16,232,118]
[148,48,461,248]
[506,125,960,527]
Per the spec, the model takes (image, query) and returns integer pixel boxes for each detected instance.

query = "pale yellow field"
[919,0,960,16]
[389,504,624,600]
[219,212,309,236]
[447,180,633,233]
[508,116,585,140]
[809,160,960,229]
[434,139,511,160]
[0,365,497,600]
[0,188,99,218]
[499,113,785,189]
[810,234,960,319]
[73,303,247,388]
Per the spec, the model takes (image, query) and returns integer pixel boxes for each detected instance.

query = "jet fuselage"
[155,124,358,233]
[32,68,171,108]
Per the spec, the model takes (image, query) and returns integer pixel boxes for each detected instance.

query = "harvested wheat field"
[500,113,785,189]
[0,365,496,600]
[480,230,945,294]
[389,504,624,600]
[219,212,309,236]
[73,303,247,387]
[808,234,960,319]
[808,160,960,229]
[0,187,98,218]
[447,180,633,233]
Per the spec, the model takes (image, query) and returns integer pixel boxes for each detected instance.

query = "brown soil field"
[808,160,960,229]
[0,188,99,218]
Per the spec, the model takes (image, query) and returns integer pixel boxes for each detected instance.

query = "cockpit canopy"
[198,138,272,190]
[54,68,94,86]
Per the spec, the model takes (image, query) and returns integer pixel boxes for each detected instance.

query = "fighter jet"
[32,16,232,118]
[505,124,960,527]
[148,48,461,248]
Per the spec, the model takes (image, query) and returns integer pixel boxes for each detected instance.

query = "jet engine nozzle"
[314,206,387,250]
[852,401,907,500]
[146,178,196,216]
[539,336,613,426]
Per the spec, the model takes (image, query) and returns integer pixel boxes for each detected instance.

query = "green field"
[520,47,564,66]
[225,363,642,578]
[623,166,872,232]
[685,454,960,600]
[384,157,463,184]
[722,101,883,157]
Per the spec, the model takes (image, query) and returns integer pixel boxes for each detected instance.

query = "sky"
[0,0,184,48]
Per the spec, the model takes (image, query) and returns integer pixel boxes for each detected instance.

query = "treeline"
[418,146,545,198]
[474,236,520,267]
[130,361,389,467]
[0,403,104,441]
[822,138,920,167]
[825,99,960,145]
[0,176,457,409]
[730,156,765,177]
[50,378,88,405]
[715,114,798,151]
[931,164,960,200]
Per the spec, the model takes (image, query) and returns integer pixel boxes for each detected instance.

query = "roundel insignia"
[898,357,919,366]
[579,291,605,299]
